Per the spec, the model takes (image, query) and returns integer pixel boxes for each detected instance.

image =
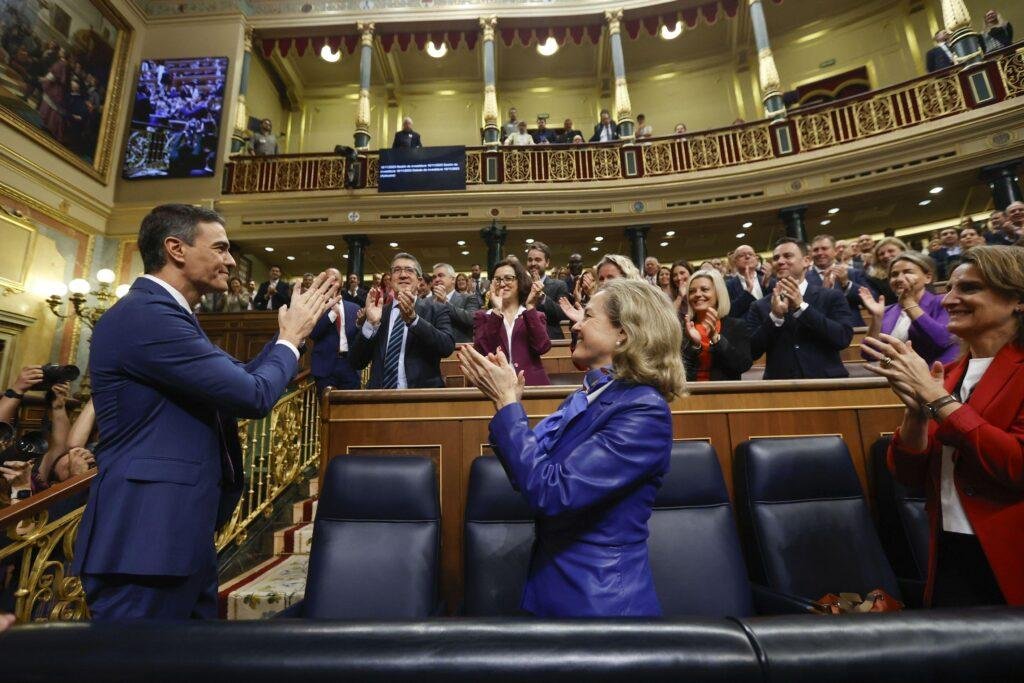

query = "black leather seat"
[463,455,535,616]
[734,436,901,601]
[300,455,440,619]
[648,441,753,617]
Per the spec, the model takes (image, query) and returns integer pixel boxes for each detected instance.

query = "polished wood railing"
[223,44,1023,194]
[0,374,318,623]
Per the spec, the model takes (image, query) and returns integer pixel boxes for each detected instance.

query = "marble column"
[605,9,635,140]
[480,17,500,146]
[941,0,983,66]
[344,235,370,279]
[779,206,808,243]
[354,22,375,150]
[625,226,649,269]
[480,221,507,272]
[749,0,786,121]
[231,26,254,153]
[980,159,1023,210]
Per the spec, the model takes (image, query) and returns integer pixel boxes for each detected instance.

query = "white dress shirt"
[361,299,419,389]
[327,302,349,353]
[739,272,765,301]
[940,356,993,534]
[489,306,526,367]
[143,275,300,359]
[598,124,615,142]
[504,131,535,146]
[769,278,809,326]
[890,310,912,342]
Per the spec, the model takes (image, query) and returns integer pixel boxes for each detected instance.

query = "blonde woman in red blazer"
[863,245,1024,607]
[474,258,552,386]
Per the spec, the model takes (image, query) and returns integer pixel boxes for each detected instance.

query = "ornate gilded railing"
[222,44,1023,194]
[0,377,319,623]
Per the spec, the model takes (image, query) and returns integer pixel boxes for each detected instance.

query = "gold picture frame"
[0,207,38,296]
[0,0,133,185]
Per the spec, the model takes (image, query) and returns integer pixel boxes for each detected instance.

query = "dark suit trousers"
[82,558,218,620]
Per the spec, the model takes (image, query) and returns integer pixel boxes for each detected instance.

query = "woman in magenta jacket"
[473,258,551,385]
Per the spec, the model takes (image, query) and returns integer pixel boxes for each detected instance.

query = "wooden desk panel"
[197,312,310,371]
[322,378,903,612]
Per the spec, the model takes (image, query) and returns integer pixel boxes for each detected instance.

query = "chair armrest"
[750,584,816,615]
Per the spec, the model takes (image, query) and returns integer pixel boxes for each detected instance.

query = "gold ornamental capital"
[358,21,375,45]
[940,0,972,33]
[605,9,623,35]
[480,16,498,42]
[757,47,782,94]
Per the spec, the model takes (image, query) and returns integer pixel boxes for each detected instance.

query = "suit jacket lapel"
[959,344,1024,418]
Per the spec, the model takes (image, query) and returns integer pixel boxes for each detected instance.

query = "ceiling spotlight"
[665,231,676,237]
[389,241,398,248]
[659,241,669,247]
[342,254,349,259]
[286,255,296,261]
[742,221,753,228]
[457,240,466,246]
[918,199,932,206]
[929,186,943,194]
[326,244,335,250]
[461,250,470,255]
[426,41,447,58]
[736,233,746,239]
[536,36,559,56]
[820,219,831,226]
[264,246,274,252]
[590,246,599,251]
[525,238,535,244]
[828,207,840,215]
[320,45,341,63]
[594,236,604,242]
[660,21,683,40]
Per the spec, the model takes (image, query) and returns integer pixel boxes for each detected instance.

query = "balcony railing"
[222,44,1023,195]
[0,376,319,623]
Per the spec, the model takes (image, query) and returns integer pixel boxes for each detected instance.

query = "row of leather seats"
[291,434,926,620]
[5,610,1024,682]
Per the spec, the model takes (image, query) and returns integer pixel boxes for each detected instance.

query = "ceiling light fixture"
[820,219,831,226]
[426,41,447,58]
[537,36,559,57]
[286,255,296,261]
[828,207,840,215]
[320,45,341,63]
[594,236,604,242]
[929,186,944,194]
[264,246,274,252]
[590,246,599,251]
[659,241,669,247]
[660,21,682,40]
[457,240,466,246]
[389,242,399,248]
[326,244,335,250]
[461,250,470,256]
[736,233,746,239]
[742,221,753,228]
[525,238,535,244]
[665,231,676,237]
[918,199,932,206]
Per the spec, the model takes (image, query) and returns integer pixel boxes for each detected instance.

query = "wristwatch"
[4,388,24,400]
[925,394,958,419]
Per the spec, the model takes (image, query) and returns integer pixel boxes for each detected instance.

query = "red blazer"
[888,342,1024,606]
[473,308,551,386]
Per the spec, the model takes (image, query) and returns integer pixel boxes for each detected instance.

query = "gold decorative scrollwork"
[999,51,1024,97]
[504,150,532,182]
[915,75,965,119]
[466,152,481,184]
[795,113,836,150]
[366,156,379,188]
[854,96,895,136]
[548,150,577,181]
[689,136,722,169]
[642,142,674,175]
[737,127,772,162]
[591,147,621,179]
[231,161,260,193]
[317,159,344,189]
[275,160,302,191]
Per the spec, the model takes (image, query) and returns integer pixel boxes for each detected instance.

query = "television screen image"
[378,146,467,193]
[122,56,227,179]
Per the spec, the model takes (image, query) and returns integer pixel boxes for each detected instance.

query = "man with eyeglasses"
[350,253,455,389]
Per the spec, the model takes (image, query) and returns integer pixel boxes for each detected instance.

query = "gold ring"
[881,356,894,367]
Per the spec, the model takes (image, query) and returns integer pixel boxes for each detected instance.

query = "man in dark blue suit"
[806,234,871,315]
[725,244,773,319]
[391,116,422,148]
[745,237,856,379]
[926,30,954,73]
[588,109,620,143]
[350,252,455,389]
[309,267,362,393]
[72,204,339,620]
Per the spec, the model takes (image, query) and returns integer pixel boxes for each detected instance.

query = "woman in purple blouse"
[859,251,959,366]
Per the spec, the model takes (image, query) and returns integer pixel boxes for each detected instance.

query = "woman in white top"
[473,258,551,385]
[863,245,1024,607]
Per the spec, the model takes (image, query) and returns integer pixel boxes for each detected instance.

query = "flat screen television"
[122,56,227,179]
[378,146,467,193]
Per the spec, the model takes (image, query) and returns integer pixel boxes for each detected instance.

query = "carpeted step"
[291,498,318,523]
[272,522,313,555]
[218,554,309,620]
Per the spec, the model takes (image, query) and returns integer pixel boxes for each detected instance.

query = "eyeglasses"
[391,266,418,275]
[492,275,518,285]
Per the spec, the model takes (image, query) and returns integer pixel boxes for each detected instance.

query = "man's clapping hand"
[396,290,417,324]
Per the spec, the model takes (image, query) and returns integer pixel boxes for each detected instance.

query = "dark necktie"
[381,311,405,389]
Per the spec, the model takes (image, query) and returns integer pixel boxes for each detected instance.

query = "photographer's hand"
[12,366,43,394]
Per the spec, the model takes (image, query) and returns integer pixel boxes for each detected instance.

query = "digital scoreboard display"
[378,146,467,192]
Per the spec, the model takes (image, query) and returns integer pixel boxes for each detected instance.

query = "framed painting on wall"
[0,0,133,184]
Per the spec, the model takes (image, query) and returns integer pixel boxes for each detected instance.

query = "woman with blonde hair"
[459,278,684,617]
[866,237,908,303]
[683,269,752,381]
[864,245,1024,606]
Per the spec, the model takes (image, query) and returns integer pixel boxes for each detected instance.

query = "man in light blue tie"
[350,252,455,389]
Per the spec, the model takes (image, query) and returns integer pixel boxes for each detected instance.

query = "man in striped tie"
[351,252,456,389]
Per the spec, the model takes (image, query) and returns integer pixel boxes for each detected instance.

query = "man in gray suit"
[431,263,481,343]
[525,241,570,340]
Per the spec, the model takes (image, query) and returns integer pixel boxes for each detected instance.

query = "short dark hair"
[490,258,532,306]
[773,236,808,255]
[138,203,224,273]
[526,241,551,261]
[810,234,836,246]
[268,264,282,272]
